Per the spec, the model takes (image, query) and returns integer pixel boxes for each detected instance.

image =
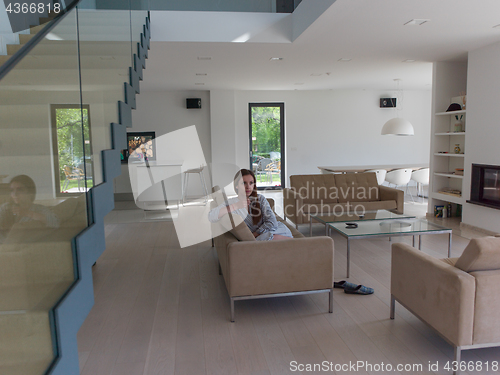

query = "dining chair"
[385,168,413,200]
[365,169,387,185]
[410,168,430,202]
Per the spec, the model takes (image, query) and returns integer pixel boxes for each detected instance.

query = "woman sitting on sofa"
[208,169,292,241]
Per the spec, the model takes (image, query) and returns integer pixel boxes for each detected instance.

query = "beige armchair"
[391,237,500,374]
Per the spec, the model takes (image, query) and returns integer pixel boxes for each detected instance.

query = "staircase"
[0,13,56,65]
[0,3,150,374]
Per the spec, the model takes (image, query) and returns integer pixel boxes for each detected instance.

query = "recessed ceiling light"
[337,58,352,62]
[197,57,211,60]
[195,83,205,85]
[403,59,416,63]
[404,19,430,26]
[195,73,207,76]
[270,57,283,61]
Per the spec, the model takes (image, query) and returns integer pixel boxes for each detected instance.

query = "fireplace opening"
[468,163,500,210]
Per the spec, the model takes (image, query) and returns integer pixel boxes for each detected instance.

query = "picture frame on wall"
[121,131,156,163]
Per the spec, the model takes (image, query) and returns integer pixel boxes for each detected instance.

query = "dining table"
[318,164,428,174]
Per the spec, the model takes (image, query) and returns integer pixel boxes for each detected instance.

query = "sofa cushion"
[334,173,380,203]
[230,221,256,241]
[441,257,459,267]
[290,174,338,204]
[455,237,500,272]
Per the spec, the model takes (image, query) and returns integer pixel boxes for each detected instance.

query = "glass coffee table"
[310,210,452,278]
[309,209,415,237]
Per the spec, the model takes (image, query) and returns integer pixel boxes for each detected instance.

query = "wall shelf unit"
[428,61,468,217]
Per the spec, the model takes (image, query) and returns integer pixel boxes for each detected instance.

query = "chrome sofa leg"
[390,294,395,319]
[230,298,235,322]
[329,288,333,313]
[454,346,461,375]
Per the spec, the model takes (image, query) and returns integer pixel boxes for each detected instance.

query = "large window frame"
[248,102,285,190]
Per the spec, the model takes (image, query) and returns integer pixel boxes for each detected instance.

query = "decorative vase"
[454,121,463,132]
[454,144,461,154]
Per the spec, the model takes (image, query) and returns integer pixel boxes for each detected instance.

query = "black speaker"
[380,98,396,108]
[186,98,201,109]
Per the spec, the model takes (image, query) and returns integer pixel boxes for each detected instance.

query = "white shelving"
[428,62,468,219]
[435,132,466,136]
[435,109,466,116]
[434,153,465,157]
[434,172,464,179]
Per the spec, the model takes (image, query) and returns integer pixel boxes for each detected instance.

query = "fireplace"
[468,163,500,210]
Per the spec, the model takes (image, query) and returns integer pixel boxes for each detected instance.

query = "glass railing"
[0,1,148,374]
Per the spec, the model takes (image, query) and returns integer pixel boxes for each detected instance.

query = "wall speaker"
[380,98,396,108]
[186,98,201,109]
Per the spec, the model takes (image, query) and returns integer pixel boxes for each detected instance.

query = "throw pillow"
[455,237,500,272]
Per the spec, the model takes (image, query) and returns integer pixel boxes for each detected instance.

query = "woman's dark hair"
[10,174,36,203]
[234,169,261,225]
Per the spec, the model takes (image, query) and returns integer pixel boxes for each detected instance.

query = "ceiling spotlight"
[404,19,430,26]
[270,57,283,61]
[403,59,416,63]
[195,73,207,76]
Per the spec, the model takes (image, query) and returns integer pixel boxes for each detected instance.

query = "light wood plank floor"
[78,196,500,375]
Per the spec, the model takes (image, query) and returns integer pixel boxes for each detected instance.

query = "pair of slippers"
[334,280,374,295]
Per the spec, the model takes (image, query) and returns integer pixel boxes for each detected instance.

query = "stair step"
[0,55,10,65]
[6,44,23,55]
[29,24,44,34]
[0,359,52,375]
[19,34,35,44]
[0,310,54,368]
[0,281,73,312]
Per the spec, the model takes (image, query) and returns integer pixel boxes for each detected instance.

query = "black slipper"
[334,280,358,289]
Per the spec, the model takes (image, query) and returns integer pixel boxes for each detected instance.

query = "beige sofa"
[391,237,500,374]
[212,197,334,322]
[283,172,404,229]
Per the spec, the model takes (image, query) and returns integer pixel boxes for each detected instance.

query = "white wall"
[462,41,500,233]
[125,88,431,194]
[232,89,432,184]
[116,90,211,194]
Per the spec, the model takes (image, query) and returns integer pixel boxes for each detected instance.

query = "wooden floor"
[78,198,500,375]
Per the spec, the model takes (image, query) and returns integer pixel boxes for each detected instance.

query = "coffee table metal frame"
[326,219,452,278]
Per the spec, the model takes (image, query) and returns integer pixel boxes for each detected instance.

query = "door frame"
[248,102,285,190]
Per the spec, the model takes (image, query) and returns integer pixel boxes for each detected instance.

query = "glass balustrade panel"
[0,8,88,375]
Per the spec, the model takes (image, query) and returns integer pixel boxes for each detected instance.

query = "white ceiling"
[142,0,500,92]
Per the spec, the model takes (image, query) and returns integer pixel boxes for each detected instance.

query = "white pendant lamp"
[381,79,414,136]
